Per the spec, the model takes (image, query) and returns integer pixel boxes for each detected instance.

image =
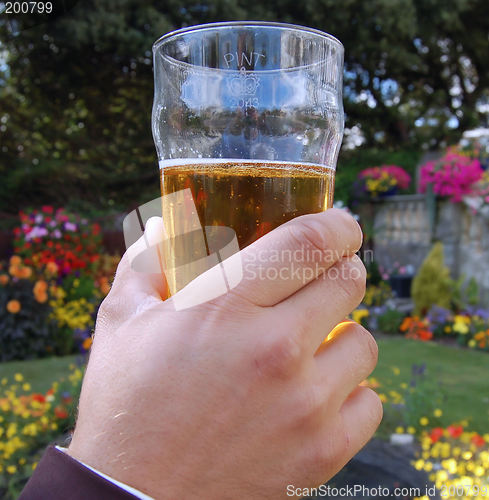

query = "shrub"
[377,309,405,334]
[411,243,452,315]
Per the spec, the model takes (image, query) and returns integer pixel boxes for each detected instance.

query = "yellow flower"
[468,339,476,348]
[22,383,31,391]
[453,315,470,334]
[414,459,425,470]
[6,465,17,474]
[420,417,429,426]
[433,408,443,417]
[352,309,369,324]
[392,366,401,376]
[14,373,24,382]
[407,426,416,434]
[395,426,405,434]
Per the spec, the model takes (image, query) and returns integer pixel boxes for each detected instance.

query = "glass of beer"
[152,22,344,295]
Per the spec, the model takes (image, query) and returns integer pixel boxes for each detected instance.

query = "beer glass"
[152,22,344,295]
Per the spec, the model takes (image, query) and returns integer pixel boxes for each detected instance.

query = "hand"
[67,208,382,499]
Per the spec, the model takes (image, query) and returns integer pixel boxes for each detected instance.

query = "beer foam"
[158,158,334,174]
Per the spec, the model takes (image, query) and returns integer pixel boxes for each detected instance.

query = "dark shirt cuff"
[19,445,139,499]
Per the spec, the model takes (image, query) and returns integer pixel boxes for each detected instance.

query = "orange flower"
[82,337,93,351]
[19,266,32,279]
[8,265,21,278]
[9,255,22,267]
[33,280,49,303]
[0,274,9,285]
[45,261,58,275]
[6,299,21,314]
[35,291,48,303]
[99,277,111,295]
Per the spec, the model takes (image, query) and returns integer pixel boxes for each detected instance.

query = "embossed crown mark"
[228,71,260,97]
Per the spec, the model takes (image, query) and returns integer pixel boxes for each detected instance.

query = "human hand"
[67,208,382,499]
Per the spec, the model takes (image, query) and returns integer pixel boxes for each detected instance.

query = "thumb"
[95,217,167,335]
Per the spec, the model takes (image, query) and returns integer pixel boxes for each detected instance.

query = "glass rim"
[153,20,344,56]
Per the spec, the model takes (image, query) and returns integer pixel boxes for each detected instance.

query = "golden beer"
[160,160,335,294]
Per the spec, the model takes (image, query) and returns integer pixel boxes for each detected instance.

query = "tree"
[0,0,488,213]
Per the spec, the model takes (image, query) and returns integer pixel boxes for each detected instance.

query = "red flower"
[42,205,54,214]
[54,406,69,419]
[429,427,444,443]
[447,425,463,438]
[471,434,486,447]
[32,393,46,403]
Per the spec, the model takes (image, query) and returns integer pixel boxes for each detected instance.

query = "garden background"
[0,1,489,498]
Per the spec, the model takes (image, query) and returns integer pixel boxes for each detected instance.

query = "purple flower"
[64,222,77,232]
[49,220,57,227]
[53,229,62,239]
[426,305,452,326]
[463,306,489,320]
[25,226,48,241]
[35,214,43,224]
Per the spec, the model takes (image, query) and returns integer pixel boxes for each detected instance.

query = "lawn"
[0,354,80,393]
[0,338,487,433]
[374,337,489,433]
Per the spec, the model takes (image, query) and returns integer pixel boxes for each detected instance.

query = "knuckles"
[332,257,367,305]
[252,328,305,381]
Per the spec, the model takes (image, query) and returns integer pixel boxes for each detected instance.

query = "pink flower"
[420,153,483,202]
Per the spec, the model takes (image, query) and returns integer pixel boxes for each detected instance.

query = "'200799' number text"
[3,2,53,14]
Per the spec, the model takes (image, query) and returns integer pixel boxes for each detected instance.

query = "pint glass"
[152,22,344,295]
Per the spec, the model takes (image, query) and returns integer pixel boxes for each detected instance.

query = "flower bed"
[365,363,488,500]
[1,208,119,361]
[356,165,411,199]
[0,366,83,499]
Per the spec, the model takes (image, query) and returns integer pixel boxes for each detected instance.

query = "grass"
[0,355,80,393]
[374,337,489,433]
[0,338,487,433]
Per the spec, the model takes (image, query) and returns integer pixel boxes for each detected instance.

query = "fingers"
[230,208,363,307]
[314,321,378,409]
[95,217,167,335]
[339,386,383,456]
[273,254,366,354]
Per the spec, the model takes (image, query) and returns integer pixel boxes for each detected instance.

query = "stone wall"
[367,194,489,306]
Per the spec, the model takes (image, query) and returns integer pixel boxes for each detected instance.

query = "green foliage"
[365,259,383,287]
[377,309,405,334]
[363,281,393,307]
[411,242,452,315]
[451,276,480,310]
[402,365,444,432]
